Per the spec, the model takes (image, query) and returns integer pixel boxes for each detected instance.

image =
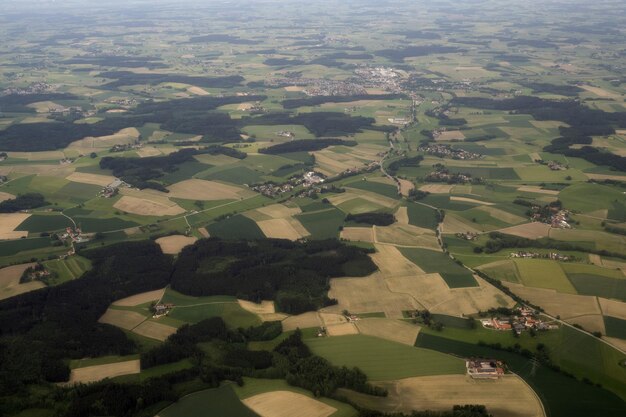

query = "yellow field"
[450,196,494,206]
[395,206,409,224]
[98,308,147,330]
[198,227,210,238]
[340,227,375,243]
[599,298,626,321]
[257,218,309,240]
[477,206,526,224]
[68,127,140,150]
[441,213,482,234]
[326,273,421,319]
[585,173,626,182]
[156,235,197,254]
[66,172,116,187]
[282,311,322,331]
[436,130,465,141]
[498,222,551,239]
[566,314,605,334]
[517,186,560,196]
[0,164,74,178]
[419,184,454,194]
[0,213,31,239]
[326,322,360,336]
[68,360,140,384]
[113,288,166,307]
[398,179,414,197]
[355,318,420,346]
[579,84,622,99]
[0,191,14,203]
[0,263,44,301]
[114,195,186,216]
[243,391,336,417]
[187,86,210,96]
[167,179,251,200]
[508,283,601,320]
[238,299,288,322]
[342,375,544,417]
[374,224,439,249]
[132,320,177,341]
[371,244,425,275]
[135,146,164,158]
[256,204,301,218]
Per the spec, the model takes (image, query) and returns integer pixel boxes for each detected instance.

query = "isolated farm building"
[466,359,504,379]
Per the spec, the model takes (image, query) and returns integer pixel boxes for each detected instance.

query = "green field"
[43,255,91,284]
[405,202,439,230]
[306,335,465,380]
[159,384,259,417]
[296,207,344,239]
[514,259,577,293]
[345,180,400,199]
[398,247,478,288]
[604,316,626,339]
[417,332,626,417]
[207,214,265,239]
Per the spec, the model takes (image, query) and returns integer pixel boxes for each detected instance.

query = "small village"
[480,307,558,335]
[425,165,482,184]
[99,178,129,198]
[418,143,483,160]
[509,251,576,261]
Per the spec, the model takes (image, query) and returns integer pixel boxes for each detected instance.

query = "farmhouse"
[466,358,504,379]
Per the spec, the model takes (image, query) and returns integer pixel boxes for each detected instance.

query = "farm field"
[0,1,625,416]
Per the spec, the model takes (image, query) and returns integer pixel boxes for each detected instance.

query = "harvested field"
[237,102,255,110]
[344,189,399,209]
[585,173,626,182]
[580,84,621,99]
[398,179,414,197]
[419,184,454,194]
[326,273,421,319]
[256,204,301,219]
[113,288,165,307]
[517,186,560,196]
[566,314,606,334]
[284,86,306,92]
[588,254,602,266]
[135,147,163,158]
[156,235,197,254]
[386,274,514,317]
[498,222,551,239]
[341,375,544,417]
[326,322,359,336]
[435,130,465,141]
[340,227,374,243]
[371,244,425,275]
[477,206,526,224]
[395,206,409,224]
[257,218,308,240]
[132,320,177,341]
[238,299,288,322]
[69,360,140,384]
[355,318,420,346]
[282,312,322,331]
[599,298,626,321]
[243,391,336,417]
[450,196,494,206]
[66,172,116,187]
[187,86,210,96]
[0,263,44,301]
[374,224,439,249]
[0,164,74,178]
[69,127,140,150]
[0,213,31,239]
[320,312,348,326]
[198,227,210,238]
[114,195,185,216]
[0,191,15,202]
[167,179,251,200]
[441,214,481,234]
[605,336,626,353]
[98,308,147,330]
[508,283,600,320]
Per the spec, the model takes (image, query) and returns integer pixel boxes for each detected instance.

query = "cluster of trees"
[452,96,626,171]
[387,155,424,175]
[521,82,583,96]
[0,241,172,393]
[0,93,79,113]
[63,55,167,69]
[346,212,396,226]
[99,147,234,190]
[425,109,467,127]
[281,94,404,109]
[171,238,377,314]
[0,193,47,212]
[375,45,465,61]
[260,138,357,154]
[478,231,626,259]
[99,71,244,89]
[242,112,388,137]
